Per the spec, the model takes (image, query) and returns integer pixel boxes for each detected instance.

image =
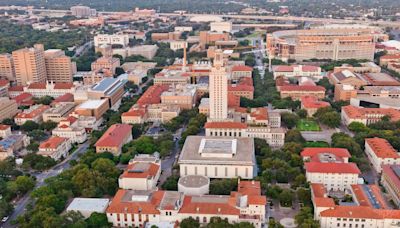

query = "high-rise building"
[12,44,47,86]
[0,54,15,81]
[44,49,76,83]
[209,49,228,121]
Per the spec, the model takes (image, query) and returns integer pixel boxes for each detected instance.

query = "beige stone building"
[0,54,16,81]
[38,136,71,160]
[209,50,228,121]
[0,97,18,122]
[179,136,257,179]
[74,99,109,120]
[160,84,197,110]
[42,103,75,123]
[95,124,132,155]
[44,49,76,83]
[91,57,120,75]
[365,138,400,174]
[118,155,161,191]
[12,44,47,85]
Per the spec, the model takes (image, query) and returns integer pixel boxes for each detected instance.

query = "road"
[73,41,93,58]
[3,141,90,228]
[158,127,185,185]
[27,8,400,28]
[252,36,266,78]
[159,13,400,28]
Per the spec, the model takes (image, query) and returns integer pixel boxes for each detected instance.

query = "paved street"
[72,41,93,58]
[3,141,90,228]
[300,126,337,144]
[158,127,185,186]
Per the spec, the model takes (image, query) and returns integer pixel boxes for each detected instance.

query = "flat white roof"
[77,99,107,109]
[66,198,109,212]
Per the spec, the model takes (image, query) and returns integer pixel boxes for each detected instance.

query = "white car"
[1,216,8,222]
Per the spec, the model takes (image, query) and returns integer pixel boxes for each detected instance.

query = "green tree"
[297,188,311,206]
[28,129,47,141]
[285,129,305,143]
[278,189,294,207]
[85,212,111,228]
[180,217,200,228]
[26,142,39,152]
[33,96,53,105]
[13,176,35,195]
[295,207,319,228]
[209,178,238,195]
[348,122,369,133]
[21,120,39,131]
[319,111,340,128]
[296,109,308,119]
[40,121,58,131]
[161,175,179,191]
[281,112,300,129]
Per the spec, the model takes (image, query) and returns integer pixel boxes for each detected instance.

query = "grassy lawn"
[304,141,330,148]
[297,119,321,131]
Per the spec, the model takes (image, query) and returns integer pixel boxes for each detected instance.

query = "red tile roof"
[8,85,24,92]
[52,93,74,104]
[122,107,146,117]
[0,79,9,87]
[280,85,326,92]
[301,95,330,109]
[120,162,160,179]
[54,83,74,89]
[351,184,388,209]
[305,162,361,174]
[27,83,46,89]
[204,122,248,129]
[250,108,268,121]
[380,54,400,60]
[106,189,164,214]
[39,136,68,149]
[320,206,400,219]
[13,92,33,105]
[238,181,261,196]
[179,195,240,215]
[0,124,11,131]
[314,197,336,208]
[137,85,169,106]
[95,124,132,148]
[15,105,50,119]
[311,183,327,198]
[366,138,399,159]
[342,105,400,122]
[320,206,381,219]
[273,65,319,72]
[301,148,351,159]
[232,65,253,72]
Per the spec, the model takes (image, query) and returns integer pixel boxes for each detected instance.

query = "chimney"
[182,44,187,72]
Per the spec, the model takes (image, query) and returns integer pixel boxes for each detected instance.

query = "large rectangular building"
[12,44,47,86]
[87,78,126,110]
[267,27,384,62]
[178,136,257,179]
[44,49,76,83]
[95,124,132,155]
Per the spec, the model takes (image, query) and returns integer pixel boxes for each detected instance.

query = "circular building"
[178,175,209,195]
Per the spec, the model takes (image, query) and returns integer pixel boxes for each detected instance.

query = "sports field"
[297,119,321,131]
